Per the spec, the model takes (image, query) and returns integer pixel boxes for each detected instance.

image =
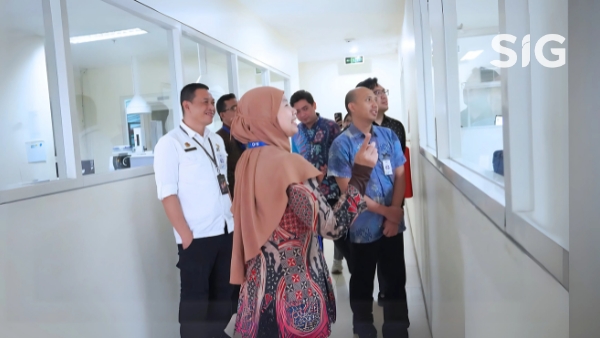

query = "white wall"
[0,175,179,337]
[413,160,568,338]
[0,34,57,190]
[298,54,404,122]
[238,60,263,98]
[400,0,569,336]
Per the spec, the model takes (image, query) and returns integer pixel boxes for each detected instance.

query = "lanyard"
[247,141,268,149]
[180,126,220,174]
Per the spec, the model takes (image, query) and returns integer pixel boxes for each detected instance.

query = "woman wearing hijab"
[230,87,378,338]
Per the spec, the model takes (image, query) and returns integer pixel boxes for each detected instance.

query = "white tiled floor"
[324,216,433,338]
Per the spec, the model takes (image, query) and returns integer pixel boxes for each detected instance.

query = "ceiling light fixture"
[350,46,358,54]
[70,28,147,44]
[460,50,484,61]
[126,57,151,116]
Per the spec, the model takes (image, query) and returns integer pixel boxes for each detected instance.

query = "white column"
[167,28,184,125]
[43,0,80,180]
[569,0,600,337]
[227,53,240,97]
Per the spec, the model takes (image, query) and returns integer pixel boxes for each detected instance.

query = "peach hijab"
[229,87,320,284]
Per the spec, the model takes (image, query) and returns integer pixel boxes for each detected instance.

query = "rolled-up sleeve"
[154,137,179,200]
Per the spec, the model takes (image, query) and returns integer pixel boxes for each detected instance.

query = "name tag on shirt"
[383,158,393,175]
[184,147,197,152]
[218,153,227,171]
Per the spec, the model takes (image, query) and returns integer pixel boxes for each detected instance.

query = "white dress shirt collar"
[179,120,211,141]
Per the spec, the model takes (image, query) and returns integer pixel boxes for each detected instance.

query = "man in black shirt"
[356,78,408,314]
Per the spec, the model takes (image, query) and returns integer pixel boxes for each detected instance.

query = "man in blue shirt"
[328,87,409,338]
[356,77,407,307]
[290,90,349,274]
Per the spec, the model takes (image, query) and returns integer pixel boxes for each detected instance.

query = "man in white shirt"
[154,83,234,338]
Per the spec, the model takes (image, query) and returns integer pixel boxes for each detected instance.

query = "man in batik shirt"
[290,89,349,274]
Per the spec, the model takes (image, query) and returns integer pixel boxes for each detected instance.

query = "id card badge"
[217,174,230,195]
[383,158,393,175]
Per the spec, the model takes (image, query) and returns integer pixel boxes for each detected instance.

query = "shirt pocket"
[378,141,392,159]
[179,153,206,184]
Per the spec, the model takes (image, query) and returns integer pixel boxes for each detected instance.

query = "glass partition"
[181,37,230,131]
[270,72,286,91]
[452,0,503,178]
[0,0,59,190]
[67,0,173,174]
[238,58,263,96]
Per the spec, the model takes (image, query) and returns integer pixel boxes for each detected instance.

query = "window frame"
[417,0,439,156]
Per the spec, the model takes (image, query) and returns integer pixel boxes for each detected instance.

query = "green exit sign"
[345,56,364,64]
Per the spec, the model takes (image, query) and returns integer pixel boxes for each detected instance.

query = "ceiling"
[234,0,405,62]
[1,0,498,70]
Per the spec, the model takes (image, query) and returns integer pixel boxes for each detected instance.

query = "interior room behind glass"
[68,0,173,174]
[453,0,504,179]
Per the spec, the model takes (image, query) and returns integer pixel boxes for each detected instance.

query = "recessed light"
[350,46,358,53]
[460,50,484,61]
[70,28,148,44]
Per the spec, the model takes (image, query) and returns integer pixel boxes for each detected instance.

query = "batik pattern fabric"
[374,115,406,152]
[234,178,367,338]
[291,118,341,201]
[328,124,406,244]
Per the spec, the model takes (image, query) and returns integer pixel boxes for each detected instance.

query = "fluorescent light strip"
[70,28,148,44]
[460,50,484,61]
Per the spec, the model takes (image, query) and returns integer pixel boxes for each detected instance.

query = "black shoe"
[354,326,378,338]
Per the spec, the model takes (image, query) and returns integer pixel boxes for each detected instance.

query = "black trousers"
[378,219,405,299]
[349,233,409,338]
[177,233,234,338]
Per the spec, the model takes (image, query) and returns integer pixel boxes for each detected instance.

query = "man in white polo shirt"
[154,83,234,338]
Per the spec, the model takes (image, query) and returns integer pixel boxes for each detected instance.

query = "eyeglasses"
[221,105,237,113]
[373,89,389,97]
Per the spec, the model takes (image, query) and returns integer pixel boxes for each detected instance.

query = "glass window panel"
[181,37,230,132]
[422,0,437,151]
[270,72,286,91]
[0,0,60,190]
[427,34,437,149]
[453,0,503,178]
[238,58,262,96]
[67,0,173,174]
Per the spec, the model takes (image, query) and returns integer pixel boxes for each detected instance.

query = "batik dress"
[234,178,367,338]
